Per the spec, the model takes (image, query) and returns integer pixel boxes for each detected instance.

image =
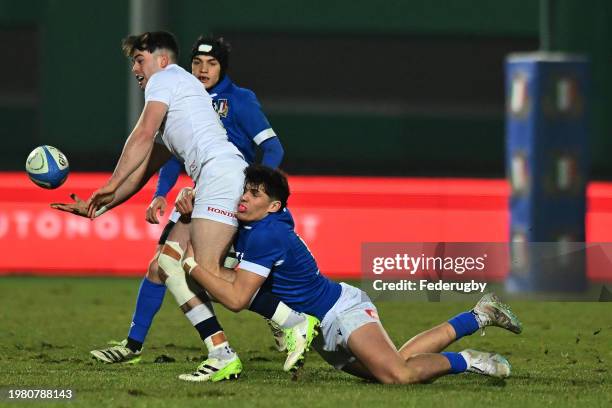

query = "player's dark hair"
[244,165,290,210]
[191,35,231,80]
[122,31,179,61]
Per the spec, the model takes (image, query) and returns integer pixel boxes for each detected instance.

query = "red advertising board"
[1,173,612,280]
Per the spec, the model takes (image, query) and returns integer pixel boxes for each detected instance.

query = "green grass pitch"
[0,276,611,407]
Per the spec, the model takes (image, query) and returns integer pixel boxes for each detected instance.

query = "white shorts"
[191,154,247,227]
[313,282,380,370]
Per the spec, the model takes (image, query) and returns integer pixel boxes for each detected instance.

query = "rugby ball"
[25,145,69,189]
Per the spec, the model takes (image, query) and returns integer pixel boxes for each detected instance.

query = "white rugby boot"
[472,293,523,334]
[461,349,511,378]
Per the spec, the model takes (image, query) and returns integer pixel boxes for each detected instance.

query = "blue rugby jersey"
[234,208,342,320]
[209,75,277,164]
[154,75,281,197]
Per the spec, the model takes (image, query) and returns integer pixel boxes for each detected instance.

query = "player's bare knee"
[399,360,431,384]
[146,257,163,283]
[157,268,169,283]
[375,365,420,385]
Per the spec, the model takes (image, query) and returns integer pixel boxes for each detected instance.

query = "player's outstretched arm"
[87,101,168,218]
[50,194,90,217]
[52,143,171,218]
[108,142,173,212]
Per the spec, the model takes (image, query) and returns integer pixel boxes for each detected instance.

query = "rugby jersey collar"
[209,75,233,95]
[239,208,293,230]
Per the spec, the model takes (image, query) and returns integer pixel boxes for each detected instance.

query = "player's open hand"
[87,185,116,219]
[50,193,90,218]
[146,196,167,224]
[175,187,194,216]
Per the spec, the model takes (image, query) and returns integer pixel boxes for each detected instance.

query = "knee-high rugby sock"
[248,288,281,318]
[441,352,468,374]
[126,278,166,351]
[249,290,305,328]
[270,302,306,329]
[448,311,479,340]
[185,303,234,360]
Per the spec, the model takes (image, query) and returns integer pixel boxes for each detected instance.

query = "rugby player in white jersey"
[51,31,316,381]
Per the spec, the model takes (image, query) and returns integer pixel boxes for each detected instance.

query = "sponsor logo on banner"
[556,155,577,192]
[0,209,164,241]
[510,152,529,195]
[543,76,583,118]
[542,153,582,195]
[510,231,529,271]
[509,72,530,118]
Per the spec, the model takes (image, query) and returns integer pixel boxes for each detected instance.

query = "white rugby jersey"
[145,64,242,180]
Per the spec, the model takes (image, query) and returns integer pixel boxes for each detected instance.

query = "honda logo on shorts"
[207,206,236,218]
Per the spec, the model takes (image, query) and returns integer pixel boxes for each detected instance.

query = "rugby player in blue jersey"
[178,165,524,383]
[88,36,314,381]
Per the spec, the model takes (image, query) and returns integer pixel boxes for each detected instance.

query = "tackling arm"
[183,259,265,312]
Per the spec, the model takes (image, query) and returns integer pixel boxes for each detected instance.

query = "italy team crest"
[214,98,229,118]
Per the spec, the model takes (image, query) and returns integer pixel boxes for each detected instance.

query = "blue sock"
[441,352,468,374]
[127,278,167,347]
[448,311,479,340]
[195,317,223,342]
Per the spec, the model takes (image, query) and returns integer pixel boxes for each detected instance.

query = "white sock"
[459,350,473,368]
[204,334,235,361]
[184,303,215,326]
[271,302,306,329]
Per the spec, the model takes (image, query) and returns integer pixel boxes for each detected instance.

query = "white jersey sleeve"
[145,70,173,106]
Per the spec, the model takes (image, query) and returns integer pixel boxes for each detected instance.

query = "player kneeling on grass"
[179,164,524,383]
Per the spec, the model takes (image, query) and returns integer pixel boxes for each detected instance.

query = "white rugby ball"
[25,145,69,189]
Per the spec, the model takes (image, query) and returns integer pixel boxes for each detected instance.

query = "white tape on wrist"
[182,257,198,274]
[94,205,109,218]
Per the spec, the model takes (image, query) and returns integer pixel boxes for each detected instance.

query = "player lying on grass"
[86,35,292,374]
[50,31,316,381]
[171,164,523,383]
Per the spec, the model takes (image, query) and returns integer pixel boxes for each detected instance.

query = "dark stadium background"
[1,0,611,178]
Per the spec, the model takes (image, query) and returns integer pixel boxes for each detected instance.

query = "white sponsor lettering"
[146,223,165,240]
[300,214,320,241]
[36,211,62,239]
[124,214,143,240]
[0,209,176,242]
[66,217,89,238]
[14,211,32,238]
[0,213,8,238]
[93,213,121,240]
